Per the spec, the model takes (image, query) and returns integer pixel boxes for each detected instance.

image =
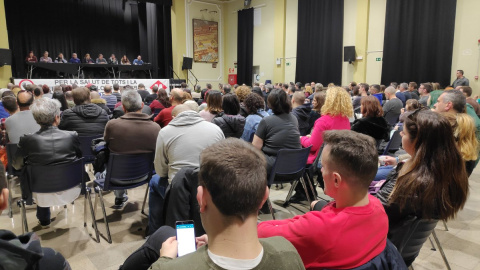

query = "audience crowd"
[0,71,479,269]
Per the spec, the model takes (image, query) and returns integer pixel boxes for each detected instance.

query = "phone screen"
[176,221,196,257]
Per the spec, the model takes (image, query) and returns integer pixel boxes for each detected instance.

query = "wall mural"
[193,19,219,63]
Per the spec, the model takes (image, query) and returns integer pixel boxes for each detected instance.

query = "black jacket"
[351,116,390,141]
[292,104,312,136]
[0,230,43,269]
[59,103,109,136]
[212,113,246,138]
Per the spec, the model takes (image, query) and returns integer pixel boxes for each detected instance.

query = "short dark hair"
[421,83,433,93]
[72,87,91,105]
[222,93,240,115]
[409,82,417,89]
[33,86,42,97]
[104,85,112,93]
[244,93,265,114]
[152,85,159,93]
[267,89,291,115]
[370,84,381,93]
[457,70,464,75]
[460,86,472,97]
[3,96,18,113]
[359,83,369,91]
[223,84,231,94]
[199,138,266,222]
[206,83,212,89]
[323,130,378,189]
[113,83,120,91]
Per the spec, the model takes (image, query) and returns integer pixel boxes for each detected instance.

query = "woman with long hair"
[149,88,171,113]
[307,91,326,134]
[212,94,245,138]
[252,89,301,172]
[441,112,478,176]
[351,96,389,141]
[301,87,353,164]
[376,110,469,230]
[121,55,131,65]
[199,90,222,122]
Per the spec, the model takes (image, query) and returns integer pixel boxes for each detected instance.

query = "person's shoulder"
[260,237,305,269]
[260,236,298,253]
[151,246,210,270]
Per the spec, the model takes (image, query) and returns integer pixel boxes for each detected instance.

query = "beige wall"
[342,0,358,86]
[0,0,12,87]
[365,0,386,85]
[452,0,480,96]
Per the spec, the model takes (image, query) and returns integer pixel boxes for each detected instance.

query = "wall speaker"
[344,46,356,64]
[0,49,12,67]
[182,57,193,70]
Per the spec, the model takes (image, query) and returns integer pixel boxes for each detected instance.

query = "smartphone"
[176,220,196,257]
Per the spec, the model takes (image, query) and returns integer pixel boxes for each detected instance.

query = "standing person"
[452,69,469,88]
[252,89,301,173]
[25,51,37,62]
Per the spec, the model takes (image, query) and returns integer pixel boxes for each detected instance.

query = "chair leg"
[266,197,276,220]
[299,177,312,207]
[283,180,298,207]
[428,236,436,251]
[7,176,13,218]
[432,230,451,270]
[86,188,100,243]
[442,220,449,231]
[141,184,148,215]
[304,173,317,200]
[18,200,28,234]
[97,187,112,244]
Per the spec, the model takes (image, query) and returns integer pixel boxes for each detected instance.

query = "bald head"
[7,83,14,90]
[292,91,305,106]
[172,104,192,117]
[17,91,34,110]
[170,88,185,105]
[90,91,101,99]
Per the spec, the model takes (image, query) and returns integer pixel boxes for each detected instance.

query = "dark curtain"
[4,0,172,78]
[295,0,344,86]
[237,8,254,86]
[381,0,457,87]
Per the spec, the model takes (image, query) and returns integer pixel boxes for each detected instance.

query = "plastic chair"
[382,130,402,155]
[266,146,312,220]
[78,135,103,164]
[17,158,99,242]
[389,216,450,269]
[6,143,22,218]
[303,143,325,195]
[93,152,154,243]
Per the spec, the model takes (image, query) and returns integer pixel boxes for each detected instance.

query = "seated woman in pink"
[301,86,353,164]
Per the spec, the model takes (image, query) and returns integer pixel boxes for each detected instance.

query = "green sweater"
[150,236,305,270]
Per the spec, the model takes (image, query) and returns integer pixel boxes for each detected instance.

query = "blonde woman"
[442,112,479,176]
[300,87,353,164]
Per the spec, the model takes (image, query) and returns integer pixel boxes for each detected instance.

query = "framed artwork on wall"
[193,19,218,63]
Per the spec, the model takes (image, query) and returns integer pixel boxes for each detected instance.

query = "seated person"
[351,96,390,141]
[121,138,305,270]
[211,93,245,138]
[59,87,109,136]
[16,98,82,227]
[291,91,311,136]
[258,130,388,269]
[241,93,269,142]
[0,168,72,269]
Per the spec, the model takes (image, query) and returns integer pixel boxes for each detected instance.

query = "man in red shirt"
[258,130,388,269]
[154,88,184,127]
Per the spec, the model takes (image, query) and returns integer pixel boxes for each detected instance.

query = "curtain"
[381,0,457,87]
[295,0,344,86]
[4,0,172,78]
[237,8,254,86]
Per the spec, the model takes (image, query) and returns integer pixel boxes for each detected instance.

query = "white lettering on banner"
[14,79,170,94]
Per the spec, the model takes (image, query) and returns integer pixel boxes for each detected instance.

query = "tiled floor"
[1,166,479,270]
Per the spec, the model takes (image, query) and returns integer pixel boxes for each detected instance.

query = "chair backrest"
[382,130,402,155]
[27,158,85,194]
[384,111,400,126]
[339,239,407,270]
[103,152,154,190]
[6,143,21,176]
[389,216,438,266]
[79,135,103,162]
[267,146,311,186]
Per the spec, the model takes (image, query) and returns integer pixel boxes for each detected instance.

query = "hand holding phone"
[160,236,178,259]
[176,220,196,257]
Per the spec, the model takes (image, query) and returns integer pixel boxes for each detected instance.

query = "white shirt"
[207,248,264,270]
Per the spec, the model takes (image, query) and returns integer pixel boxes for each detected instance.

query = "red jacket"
[258,195,388,269]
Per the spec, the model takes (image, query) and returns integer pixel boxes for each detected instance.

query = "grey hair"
[443,90,466,113]
[315,83,323,91]
[30,98,61,126]
[121,90,142,112]
[195,85,201,91]
[385,86,396,95]
[265,84,274,91]
[400,83,408,90]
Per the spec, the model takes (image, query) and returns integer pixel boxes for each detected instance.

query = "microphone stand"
[189,69,199,89]
[170,66,181,80]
